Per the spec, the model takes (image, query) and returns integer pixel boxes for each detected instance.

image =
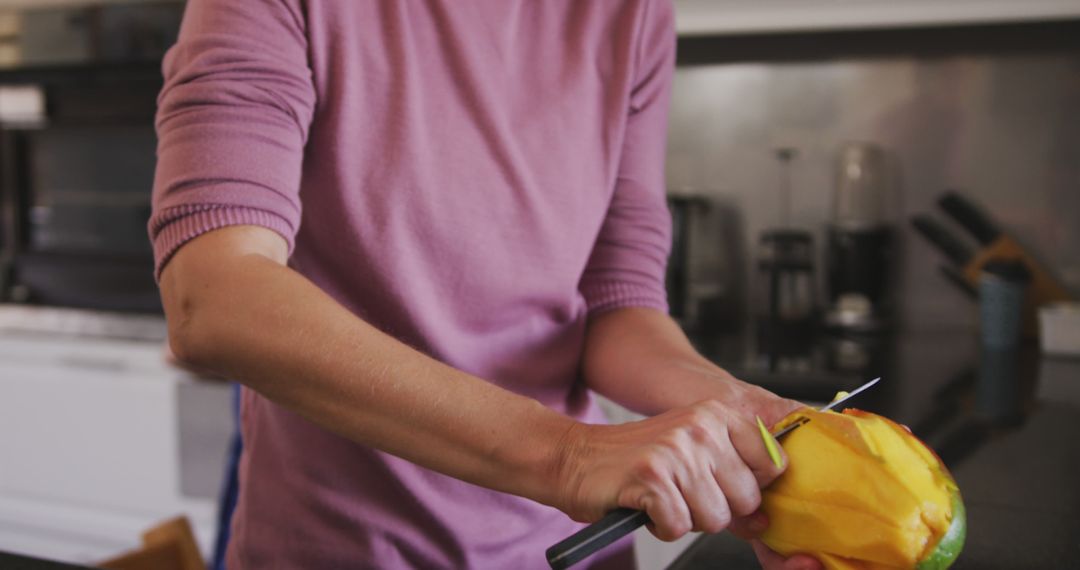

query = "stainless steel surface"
[667,49,1080,331]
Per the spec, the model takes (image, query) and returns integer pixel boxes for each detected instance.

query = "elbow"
[160,266,222,375]
[155,224,288,376]
[165,295,205,369]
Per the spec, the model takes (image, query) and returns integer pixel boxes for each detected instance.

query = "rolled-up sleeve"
[580,0,675,316]
[148,0,315,279]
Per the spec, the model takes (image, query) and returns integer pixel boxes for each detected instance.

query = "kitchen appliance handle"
[938,192,1001,245]
[546,508,649,570]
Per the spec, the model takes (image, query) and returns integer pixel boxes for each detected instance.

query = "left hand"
[731,511,823,570]
[666,359,804,426]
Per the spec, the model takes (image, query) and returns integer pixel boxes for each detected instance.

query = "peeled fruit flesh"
[761,408,965,570]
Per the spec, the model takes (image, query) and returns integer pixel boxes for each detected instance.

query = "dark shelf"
[0,60,164,86]
[678,18,1080,65]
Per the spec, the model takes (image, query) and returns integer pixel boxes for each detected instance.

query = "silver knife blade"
[772,377,881,439]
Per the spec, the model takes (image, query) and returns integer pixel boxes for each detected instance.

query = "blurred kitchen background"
[0,1,1078,569]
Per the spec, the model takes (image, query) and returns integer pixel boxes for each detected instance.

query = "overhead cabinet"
[675,0,1080,35]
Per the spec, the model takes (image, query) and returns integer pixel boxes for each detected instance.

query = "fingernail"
[756,415,783,469]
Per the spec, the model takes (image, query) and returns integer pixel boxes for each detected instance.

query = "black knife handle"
[939,264,978,299]
[546,508,649,569]
[911,215,974,267]
[938,191,1001,245]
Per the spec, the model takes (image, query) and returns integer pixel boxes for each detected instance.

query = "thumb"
[758,397,805,429]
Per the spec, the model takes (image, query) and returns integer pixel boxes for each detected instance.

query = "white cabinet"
[675,0,1080,36]
[0,332,232,566]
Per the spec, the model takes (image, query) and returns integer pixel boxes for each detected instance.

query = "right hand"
[552,399,788,541]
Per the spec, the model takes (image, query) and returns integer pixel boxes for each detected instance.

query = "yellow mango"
[761,409,965,570]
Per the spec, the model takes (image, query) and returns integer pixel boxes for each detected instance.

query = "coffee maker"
[824,143,895,332]
[752,149,819,373]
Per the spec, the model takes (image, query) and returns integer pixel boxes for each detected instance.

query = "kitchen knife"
[938,191,1001,246]
[934,191,1076,334]
[545,378,882,570]
[938,264,978,300]
[910,214,974,267]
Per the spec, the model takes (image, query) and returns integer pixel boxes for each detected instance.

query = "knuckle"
[632,458,665,485]
[684,407,711,428]
[659,431,685,454]
[684,420,711,445]
[699,399,725,413]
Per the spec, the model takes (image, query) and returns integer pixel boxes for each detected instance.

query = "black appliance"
[666,195,707,323]
[824,143,895,332]
[0,2,182,313]
[825,224,894,328]
[755,230,818,336]
[666,194,736,334]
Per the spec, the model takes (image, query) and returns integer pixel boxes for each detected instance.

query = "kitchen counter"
[670,330,1080,569]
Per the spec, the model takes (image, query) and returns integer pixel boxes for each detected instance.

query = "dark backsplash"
[666,21,1080,331]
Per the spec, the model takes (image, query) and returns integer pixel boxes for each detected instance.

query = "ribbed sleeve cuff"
[149,204,296,282]
[581,281,670,316]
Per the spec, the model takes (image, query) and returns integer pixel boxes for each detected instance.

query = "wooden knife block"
[98,516,206,570]
[961,236,1076,337]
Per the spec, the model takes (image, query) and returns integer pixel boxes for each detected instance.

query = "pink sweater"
[150,1,674,567]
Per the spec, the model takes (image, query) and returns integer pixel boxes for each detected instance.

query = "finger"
[764,396,806,426]
[729,510,769,540]
[745,386,804,426]
[787,554,825,570]
[675,417,736,533]
[677,466,731,534]
[637,478,693,542]
[750,540,823,570]
[712,441,762,517]
[729,417,787,488]
[750,540,790,570]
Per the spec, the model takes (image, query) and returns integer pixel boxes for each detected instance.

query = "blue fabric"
[211,384,243,570]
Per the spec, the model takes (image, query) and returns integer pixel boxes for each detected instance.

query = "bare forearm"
[161,228,573,507]
[581,308,724,414]
[582,307,797,423]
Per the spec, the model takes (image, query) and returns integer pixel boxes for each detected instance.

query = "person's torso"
[294,0,647,395]
[231,2,658,568]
